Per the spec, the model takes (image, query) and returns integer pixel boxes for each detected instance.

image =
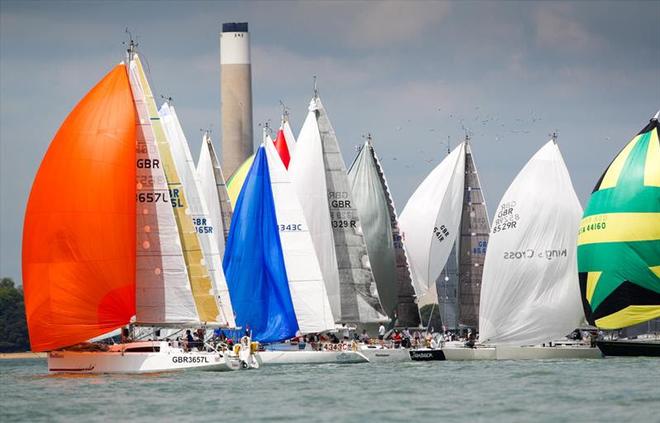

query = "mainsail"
[433,140,490,330]
[479,140,584,346]
[348,139,420,325]
[578,113,660,329]
[265,138,335,333]
[197,131,233,247]
[23,65,137,351]
[129,61,199,325]
[457,142,490,328]
[223,146,299,343]
[400,142,466,299]
[133,55,228,325]
[158,103,235,327]
[290,96,386,323]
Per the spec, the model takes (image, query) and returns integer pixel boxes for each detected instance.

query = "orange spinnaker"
[274,129,291,169]
[22,65,137,351]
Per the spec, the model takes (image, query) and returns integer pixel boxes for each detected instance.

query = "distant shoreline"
[0,352,46,359]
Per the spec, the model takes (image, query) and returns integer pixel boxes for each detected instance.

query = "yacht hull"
[256,350,369,365]
[360,346,411,362]
[596,340,660,357]
[47,341,254,373]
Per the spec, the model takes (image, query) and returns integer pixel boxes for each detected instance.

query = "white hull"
[360,346,411,362]
[494,345,602,360]
[256,350,369,365]
[47,341,253,374]
[440,345,601,361]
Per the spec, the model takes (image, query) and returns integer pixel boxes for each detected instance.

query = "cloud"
[534,3,602,51]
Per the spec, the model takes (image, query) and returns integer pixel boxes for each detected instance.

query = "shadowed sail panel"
[578,115,660,329]
[23,65,137,351]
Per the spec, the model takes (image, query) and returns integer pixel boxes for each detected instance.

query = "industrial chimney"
[220,22,254,178]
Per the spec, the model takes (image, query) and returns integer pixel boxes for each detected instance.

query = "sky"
[1,0,658,283]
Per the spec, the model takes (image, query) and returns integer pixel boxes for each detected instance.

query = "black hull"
[409,349,446,361]
[596,340,660,357]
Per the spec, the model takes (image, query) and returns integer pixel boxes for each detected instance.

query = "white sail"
[478,141,584,346]
[282,119,297,157]
[264,138,336,333]
[129,61,200,324]
[158,103,235,327]
[399,142,466,298]
[196,132,232,252]
[289,102,342,320]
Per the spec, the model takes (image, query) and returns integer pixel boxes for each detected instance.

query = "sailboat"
[223,142,368,365]
[578,112,660,357]
[289,93,388,329]
[473,138,600,360]
[346,136,420,362]
[22,50,255,373]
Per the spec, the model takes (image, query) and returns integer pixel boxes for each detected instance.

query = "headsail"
[223,146,299,343]
[578,113,660,329]
[348,139,419,325]
[479,141,584,346]
[23,65,137,351]
[197,131,233,247]
[129,61,200,325]
[158,103,235,327]
[265,138,335,333]
[290,96,386,323]
[288,102,341,320]
[133,55,228,325]
[400,142,466,299]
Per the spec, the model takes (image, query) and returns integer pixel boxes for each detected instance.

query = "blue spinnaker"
[223,146,299,343]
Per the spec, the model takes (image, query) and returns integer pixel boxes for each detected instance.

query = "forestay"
[265,139,335,333]
[159,103,235,327]
[400,143,466,298]
[129,61,199,325]
[479,141,584,346]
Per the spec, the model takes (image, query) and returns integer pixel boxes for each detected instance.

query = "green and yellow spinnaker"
[577,113,660,329]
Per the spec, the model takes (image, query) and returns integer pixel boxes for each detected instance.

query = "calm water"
[1,357,658,422]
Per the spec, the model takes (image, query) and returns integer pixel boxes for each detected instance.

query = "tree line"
[0,277,30,352]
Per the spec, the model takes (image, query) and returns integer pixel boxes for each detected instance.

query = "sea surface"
[1,357,658,422]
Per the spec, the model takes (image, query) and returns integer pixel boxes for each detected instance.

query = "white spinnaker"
[478,141,584,346]
[289,102,341,320]
[264,139,335,333]
[399,142,466,298]
[158,103,235,327]
[282,119,297,157]
[129,61,199,324]
[196,132,229,256]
